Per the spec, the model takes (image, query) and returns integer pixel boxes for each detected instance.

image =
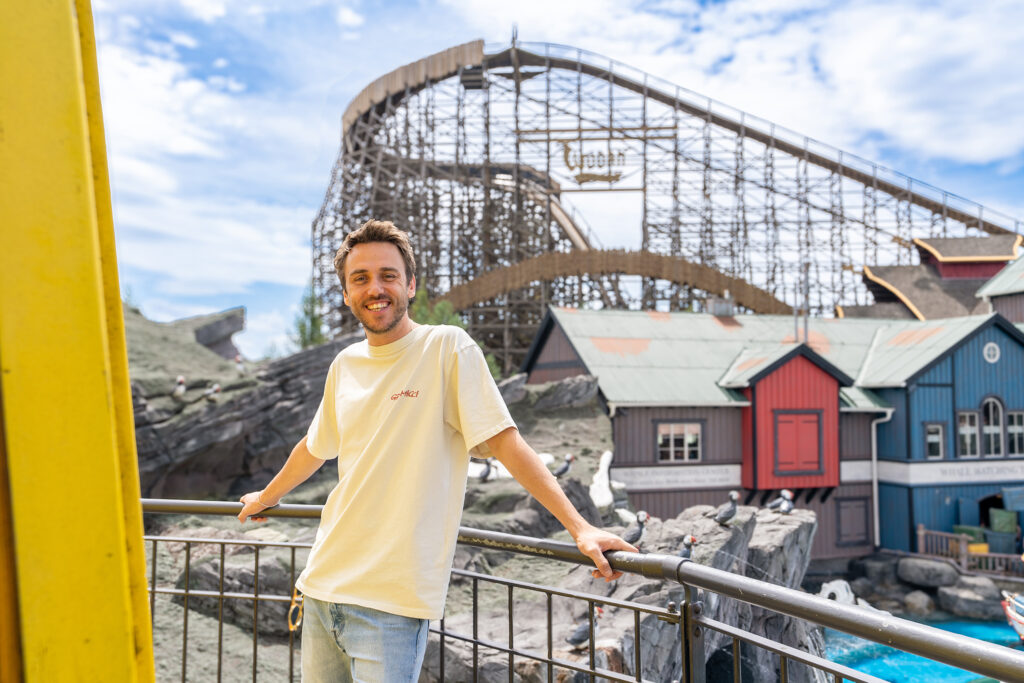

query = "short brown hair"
[333,219,416,291]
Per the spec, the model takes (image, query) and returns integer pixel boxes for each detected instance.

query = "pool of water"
[825,619,1022,682]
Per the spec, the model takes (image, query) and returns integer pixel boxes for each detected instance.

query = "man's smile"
[366,300,390,311]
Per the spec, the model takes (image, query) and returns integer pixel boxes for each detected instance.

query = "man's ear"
[407,275,416,299]
[342,287,350,306]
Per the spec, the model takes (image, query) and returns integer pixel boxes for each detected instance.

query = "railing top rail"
[143,498,1024,681]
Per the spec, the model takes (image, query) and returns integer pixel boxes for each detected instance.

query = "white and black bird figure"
[202,383,221,403]
[677,534,698,559]
[478,457,494,483]
[622,510,648,547]
[711,490,740,526]
[171,375,187,401]
[565,606,603,650]
[766,489,795,515]
[552,453,575,478]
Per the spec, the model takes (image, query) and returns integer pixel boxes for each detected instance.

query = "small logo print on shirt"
[390,389,420,400]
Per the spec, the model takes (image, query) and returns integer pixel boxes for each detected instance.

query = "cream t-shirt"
[295,324,515,619]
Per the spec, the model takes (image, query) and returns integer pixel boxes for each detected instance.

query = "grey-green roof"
[544,308,1007,407]
[977,257,1024,298]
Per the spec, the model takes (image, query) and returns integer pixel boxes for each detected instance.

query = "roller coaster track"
[341,40,1014,236]
[441,250,791,315]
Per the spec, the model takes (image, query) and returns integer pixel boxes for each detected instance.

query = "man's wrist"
[257,490,279,508]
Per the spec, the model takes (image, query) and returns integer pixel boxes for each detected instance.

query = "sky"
[91,0,1024,358]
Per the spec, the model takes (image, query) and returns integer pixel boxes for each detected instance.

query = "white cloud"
[336,6,364,28]
[236,309,294,359]
[168,31,198,49]
[178,0,227,23]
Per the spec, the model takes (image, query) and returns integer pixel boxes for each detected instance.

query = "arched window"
[982,398,1003,457]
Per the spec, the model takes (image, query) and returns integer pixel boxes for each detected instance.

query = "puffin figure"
[766,489,795,514]
[171,375,187,401]
[622,510,648,547]
[235,354,246,376]
[202,383,221,403]
[565,606,603,650]
[710,490,740,526]
[478,457,493,483]
[677,534,698,559]
[552,453,575,479]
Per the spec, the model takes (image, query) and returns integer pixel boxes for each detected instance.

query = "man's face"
[342,241,416,341]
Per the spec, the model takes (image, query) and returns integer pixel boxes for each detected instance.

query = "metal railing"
[143,499,1024,682]
[917,524,1024,577]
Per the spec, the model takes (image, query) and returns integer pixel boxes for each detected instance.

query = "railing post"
[916,523,925,554]
[959,535,968,571]
[682,586,705,683]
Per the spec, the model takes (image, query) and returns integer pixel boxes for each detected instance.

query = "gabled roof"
[528,308,1024,406]
[977,257,1024,299]
[862,265,988,320]
[718,343,853,388]
[914,235,1022,262]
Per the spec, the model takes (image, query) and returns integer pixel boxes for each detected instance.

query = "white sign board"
[840,460,872,483]
[610,464,741,491]
[878,459,1024,486]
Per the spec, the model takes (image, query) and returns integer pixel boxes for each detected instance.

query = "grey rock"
[533,375,599,411]
[897,557,960,588]
[174,552,297,637]
[497,373,528,405]
[936,575,1004,621]
[133,333,362,498]
[192,307,245,359]
[860,557,899,587]
[903,590,935,617]
[850,577,874,599]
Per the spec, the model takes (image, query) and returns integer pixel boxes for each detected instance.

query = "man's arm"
[485,426,637,580]
[236,436,326,523]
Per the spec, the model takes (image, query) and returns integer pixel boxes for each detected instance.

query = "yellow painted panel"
[0,1,152,681]
[74,1,156,674]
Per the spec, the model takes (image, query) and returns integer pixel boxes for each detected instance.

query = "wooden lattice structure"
[312,39,1022,371]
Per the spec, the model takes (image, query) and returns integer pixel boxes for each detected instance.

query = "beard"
[351,293,409,335]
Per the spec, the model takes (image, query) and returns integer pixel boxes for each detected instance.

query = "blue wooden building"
[522,308,1024,557]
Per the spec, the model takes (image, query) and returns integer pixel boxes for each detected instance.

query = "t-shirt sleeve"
[446,340,516,457]
[306,361,340,460]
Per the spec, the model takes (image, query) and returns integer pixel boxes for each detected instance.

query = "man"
[238,219,636,682]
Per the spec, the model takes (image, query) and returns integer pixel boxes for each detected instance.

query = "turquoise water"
[825,619,1022,682]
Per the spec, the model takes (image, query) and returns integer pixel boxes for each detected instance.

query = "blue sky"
[92,0,1024,357]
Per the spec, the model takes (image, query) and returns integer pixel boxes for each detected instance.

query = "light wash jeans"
[301,596,429,683]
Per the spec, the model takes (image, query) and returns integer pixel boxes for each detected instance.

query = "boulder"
[424,504,826,683]
[533,375,599,411]
[936,576,1004,621]
[897,557,960,588]
[849,577,874,599]
[497,373,528,405]
[904,590,935,617]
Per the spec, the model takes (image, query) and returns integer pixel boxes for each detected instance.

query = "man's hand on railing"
[573,524,638,581]
[237,490,278,523]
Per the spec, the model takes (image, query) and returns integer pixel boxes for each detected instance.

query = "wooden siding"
[953,324,1024,413]
[839,413,873,460]
[876,388,908,460]
[612,406,743,466]
[752,355,841,489]
[994,293,1024,323]
[526,322,586,384]
[934,261,1006,280]
[742,388,754,488]
[807,483,875,558]
[879,483,913,550]
[629,487,733,522]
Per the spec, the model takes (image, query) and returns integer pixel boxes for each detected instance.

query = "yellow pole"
[0,0,155,680]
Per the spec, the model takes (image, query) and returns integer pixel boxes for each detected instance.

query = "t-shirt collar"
[365,324,426,358]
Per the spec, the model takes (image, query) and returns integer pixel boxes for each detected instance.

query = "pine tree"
[291,283,327,349]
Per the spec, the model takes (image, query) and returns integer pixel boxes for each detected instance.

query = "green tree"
[291,283,327,350]
[410,288,501,380]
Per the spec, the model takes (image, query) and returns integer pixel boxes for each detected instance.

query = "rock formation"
[420,506,824,683]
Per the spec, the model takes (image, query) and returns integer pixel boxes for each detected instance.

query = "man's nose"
[367,277,386,295]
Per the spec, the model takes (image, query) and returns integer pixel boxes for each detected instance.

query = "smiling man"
[238,219,635,682]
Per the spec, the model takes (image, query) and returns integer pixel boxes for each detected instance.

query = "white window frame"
[925,423,944,460]
[958,412,980,459]
[982,398,1004,458]
[1009,412,1024,457]
[657,422,702,462]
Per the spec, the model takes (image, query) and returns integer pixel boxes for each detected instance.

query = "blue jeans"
[301,596,429,682]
